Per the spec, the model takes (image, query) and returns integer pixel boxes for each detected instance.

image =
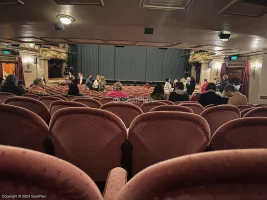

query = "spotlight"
[219,31,232,41]
[57,14,75,25]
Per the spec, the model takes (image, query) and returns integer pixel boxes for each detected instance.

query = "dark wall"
[76,44,187,81]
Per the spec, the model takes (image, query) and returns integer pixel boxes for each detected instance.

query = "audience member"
[85,75,93,90]
[98,76,106,92]
[143,83,150,89]
[41,74,46,85]
[164,78,173,100]
[0,77,4,91]
[78,72,83,85]
[224,84,247,106]
[169,82,189,102]
[201,79,209,93]
[233,80,241,91]
[28,78,48,96]
[67,78,82,96]
[186,76,196,95]
[93,75,100,91]
[173,79,178,88]
[1,75,26,96]
[149,84,165,101]
[198,83,225,107]
[67,72,75,81]
[106,82,129,99]
[218,75,229,93]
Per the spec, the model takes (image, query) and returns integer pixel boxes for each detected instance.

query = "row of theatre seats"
[1,91,267,199]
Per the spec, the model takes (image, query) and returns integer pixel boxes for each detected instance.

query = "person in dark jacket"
[186,76,196,95]
[1,74,26,96]
[85,75,93,90]
[169,82,189,102]
[218,75,230,93]
[67,78,82,96]
[0,77,4,91]
[198,83,225,107]
[149,84,165,101]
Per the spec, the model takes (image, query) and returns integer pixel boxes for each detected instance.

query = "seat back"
[0,145,103,200]
[5,96,50,123]
[243,107,267,118]
[150,105,194,113]
[49,108,127,182]
[74,98,102,109]
[254,104,267,107]
[50,100,87,116]
[241,107,254,117]
[156,100,175,105]
[201,105,240,136]
[237,105,252,112]
[52,95,68,101]
[99,98,114,105]
[128,112,210,175]
[0,104,48,152]
[204,104,214,110]
[0,92,15,102]
[39,96,62,108]
[101,102,143,127]
[140,102,166,113]
[180,103,204,114]
[210,118,267,150]
[116,149,267,200]
[22,94,40,100]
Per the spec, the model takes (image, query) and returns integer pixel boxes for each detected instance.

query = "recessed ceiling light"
[57,14,75,25]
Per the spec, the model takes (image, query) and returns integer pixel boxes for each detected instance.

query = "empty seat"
[0,92,15,102]
[5,96,50,123]
[74,98,102,109]
[39,96,62,108]
[0,145,103,200]
[243,107,267,118]
[49,107,127,182]
[201,105,240,136]
[128,112,210,175]
[156,100,175,105]
[150,105,194,113]
[0,104,48,152]
[204,104,214,110]
[99,98,114,105]
[140,102,166,113]
[0,100,3,104]
[237,105,252,112]
[209,118,267,150]
[241,107,254,117]
[254,104,267,107]
[50,100,87,116]
[52,95,68,101]
[22,94,40,100]
[180,103,204,115]
[116,149,267,200]
[101,102,143,127]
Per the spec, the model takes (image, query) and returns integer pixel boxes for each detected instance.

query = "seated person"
[85,75,93,90]
[98,76,106,92]
[201,79,209,93]
[169,82,189,102]
[198,83,225,107]
[224,84,247,106]
[28,78,48,96]
[1,74,26,96]
[106,82,129,99]
[143,83,150,89]
[149,84,165,100]
[67,78,82,96]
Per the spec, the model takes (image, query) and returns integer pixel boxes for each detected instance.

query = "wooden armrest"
[103,167,127,200]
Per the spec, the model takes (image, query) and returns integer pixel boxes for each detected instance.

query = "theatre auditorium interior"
[2,0,267,199]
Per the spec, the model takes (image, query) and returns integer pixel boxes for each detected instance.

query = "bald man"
[218,75,230,93]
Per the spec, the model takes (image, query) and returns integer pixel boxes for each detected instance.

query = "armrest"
[103,167,127,200]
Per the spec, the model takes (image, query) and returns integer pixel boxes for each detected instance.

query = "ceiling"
[0,0,267,56]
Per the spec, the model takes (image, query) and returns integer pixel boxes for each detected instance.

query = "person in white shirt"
[164,78,173,100]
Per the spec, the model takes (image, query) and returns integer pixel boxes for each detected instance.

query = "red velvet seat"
[52,95,68,101]
[209,118,267,150]
[180,103,204,115]
[156,100,175,105]
[49,107,127,182]
[150,105,194,113]
[204,104,214,110]
[243,107,267,118]
[237,105,252,112]
[254,104,267,107]
[128,112,210,175]
[0,104,48,152]
[140,101,166,113]
[201,105,240,136]
[241,107,254,117]
[74,98,102,109]
[0,145,103,200]
[5,96,50,123]
[50,100,87,116]
[22,94,40,100]
[115,149,267,200]
[0,92,15,102]
[39,96,62,109]
[101,102,143,127]
[99,98,114,105]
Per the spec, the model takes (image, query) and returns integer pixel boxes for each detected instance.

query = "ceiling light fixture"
[219,31,232,41]
[57,14,75,25]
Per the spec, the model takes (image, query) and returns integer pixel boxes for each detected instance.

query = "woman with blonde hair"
[93,75,100,91]
[78,72,83,85]
[98,76,106,92]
